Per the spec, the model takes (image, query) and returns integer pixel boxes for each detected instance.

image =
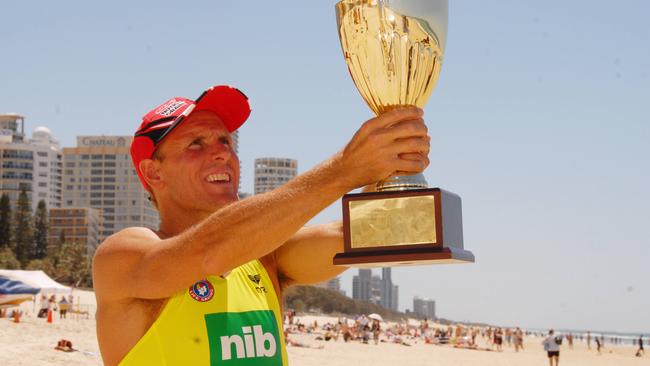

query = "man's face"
[153,110,240,212]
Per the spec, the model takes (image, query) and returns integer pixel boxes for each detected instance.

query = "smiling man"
[92,85,430,365]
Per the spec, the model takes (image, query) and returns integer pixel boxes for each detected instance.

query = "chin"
[207,193,239,208]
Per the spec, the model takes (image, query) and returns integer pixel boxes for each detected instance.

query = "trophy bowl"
[333,0,474,267]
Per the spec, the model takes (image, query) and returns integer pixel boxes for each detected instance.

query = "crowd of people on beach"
[282,311,647,360]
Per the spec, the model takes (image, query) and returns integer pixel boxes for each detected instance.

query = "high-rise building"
[48,207,103,256]
[0,114,62,211]
[62,136,159,239]
[391,284,399,311]
[413,297,436,320]
[352,268,372,301]
[353,268,399,310]
[370,274,382,305]
[380,267,399,311]
[254,157,297,194]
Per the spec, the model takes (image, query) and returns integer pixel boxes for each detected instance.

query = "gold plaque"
[349,196,436,249]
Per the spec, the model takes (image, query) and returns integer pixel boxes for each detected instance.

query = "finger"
[387,136,430,155]
[398,152,426,161]
[357,108,423,139]
[392,157,429,174]
[379,119,428,141]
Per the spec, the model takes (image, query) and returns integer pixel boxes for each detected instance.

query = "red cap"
[131,85,250,190]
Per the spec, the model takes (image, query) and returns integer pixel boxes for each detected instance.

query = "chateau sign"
[77,136,131,148]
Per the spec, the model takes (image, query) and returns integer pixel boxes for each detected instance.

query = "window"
[65,162,76,167]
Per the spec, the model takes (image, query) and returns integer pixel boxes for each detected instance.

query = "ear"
[139,159,163,190]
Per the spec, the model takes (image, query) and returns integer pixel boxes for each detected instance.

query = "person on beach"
[58,296,69,319]
[494,328,503,351]
[587,331,591,349]
[38,294,49,318]
[371,319,381,345]
[514,327,524,352]
[636,335,645,357]
[595,336,601,354]
[92,85,431,365]
[542,329,560,366]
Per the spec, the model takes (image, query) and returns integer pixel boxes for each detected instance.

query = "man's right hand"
[333,107,430,191]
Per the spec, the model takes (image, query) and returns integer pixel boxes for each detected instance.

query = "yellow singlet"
[119,259,288,365]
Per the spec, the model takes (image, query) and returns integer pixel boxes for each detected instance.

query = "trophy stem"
[376,173,429,192]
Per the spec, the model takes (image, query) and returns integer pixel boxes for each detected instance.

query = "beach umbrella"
[368,313,383,322]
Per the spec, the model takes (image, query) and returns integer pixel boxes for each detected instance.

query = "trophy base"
[333,247,474,268]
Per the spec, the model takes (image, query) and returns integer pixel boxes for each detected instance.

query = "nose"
[210,141,232,161]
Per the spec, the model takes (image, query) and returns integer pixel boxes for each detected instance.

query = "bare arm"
[274,222,346,287]
[93,108,429,301]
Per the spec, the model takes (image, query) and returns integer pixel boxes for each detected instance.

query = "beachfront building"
[62,136,159,240]
[413,297,436,320]
[48,207,103,256]
[352,268,400,310]
[0,114,62,211]
[380,268,399,311]
[254,157,297,194]
[352,269,372,301]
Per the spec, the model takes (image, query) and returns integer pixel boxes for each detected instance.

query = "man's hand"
[333,107,430,191]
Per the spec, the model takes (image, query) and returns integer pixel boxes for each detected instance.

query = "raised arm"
[92,108,429,302]
[274,222,346,287]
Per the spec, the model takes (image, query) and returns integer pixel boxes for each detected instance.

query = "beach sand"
[0,291,645,366]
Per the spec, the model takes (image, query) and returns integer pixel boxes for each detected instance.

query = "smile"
[206,173,231,183]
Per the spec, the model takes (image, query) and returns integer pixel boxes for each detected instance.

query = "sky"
[1,1,648,334]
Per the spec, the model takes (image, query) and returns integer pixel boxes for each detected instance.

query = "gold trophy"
[333,0,474,267]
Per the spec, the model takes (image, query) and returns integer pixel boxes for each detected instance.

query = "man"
[93,85,430,365]
[542,329,560,366]
[636,335,645,357]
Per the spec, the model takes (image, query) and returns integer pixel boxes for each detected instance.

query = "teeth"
[206,173,230,183]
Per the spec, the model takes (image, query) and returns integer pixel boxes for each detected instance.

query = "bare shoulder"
[93,227,161,301]
[95,227,160,255]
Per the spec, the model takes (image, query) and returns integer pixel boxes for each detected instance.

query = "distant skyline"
[2,1,648,334]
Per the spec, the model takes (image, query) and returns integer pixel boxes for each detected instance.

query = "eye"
[219,136,232,147]
[188,138,204,150]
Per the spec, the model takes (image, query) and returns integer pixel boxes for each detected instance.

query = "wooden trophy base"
[335,188,474,268]
[333,246,474,268]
